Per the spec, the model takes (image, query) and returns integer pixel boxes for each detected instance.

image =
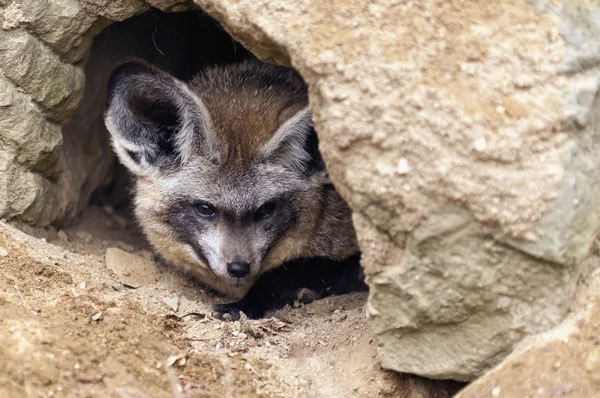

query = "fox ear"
[257,106,324,174]
[104,60,217,178]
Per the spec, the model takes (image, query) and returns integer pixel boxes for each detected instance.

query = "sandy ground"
[1,205,463,397]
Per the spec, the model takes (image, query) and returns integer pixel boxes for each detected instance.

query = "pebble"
[104,248,160,288]
[91,311,102,321]
[473,137,487,152]
[584,346,600,380]
[396,157,411,175]
[162,296,179,312]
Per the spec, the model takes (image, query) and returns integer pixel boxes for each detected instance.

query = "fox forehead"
[155,159,310,212]
[189,62,308,167]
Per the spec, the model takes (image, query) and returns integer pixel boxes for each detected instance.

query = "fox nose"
[227,261,250,278]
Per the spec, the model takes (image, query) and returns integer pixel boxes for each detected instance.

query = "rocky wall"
[0,0,191,226]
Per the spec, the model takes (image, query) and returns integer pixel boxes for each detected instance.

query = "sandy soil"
[1,205,463,397]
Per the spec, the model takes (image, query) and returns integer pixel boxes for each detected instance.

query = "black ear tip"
[106,59,161,101]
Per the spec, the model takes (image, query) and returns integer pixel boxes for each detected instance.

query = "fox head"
[104,60,357,299]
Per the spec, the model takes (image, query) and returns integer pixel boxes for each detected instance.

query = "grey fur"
[104,60,358,299]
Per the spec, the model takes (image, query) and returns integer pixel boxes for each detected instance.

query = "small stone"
[473,137,487,152]
[396,157,411,175]
[162,296,179,312]
[492,386,501,397]
[584,346,600,375]
[515,76,534,89]
[553,361,561,369]
[91,312,102,321]
[166,353,186,367]
[105,248,160,288]
[0,247,8,257]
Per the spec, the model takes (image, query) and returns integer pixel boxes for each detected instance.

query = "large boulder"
[456,255,600,396]
[195,0,600,380]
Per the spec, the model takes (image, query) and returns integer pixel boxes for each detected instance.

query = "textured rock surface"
[195,0,600,380]
[0,0,134,225]
[0,0,192,226]
[457,255,600,397]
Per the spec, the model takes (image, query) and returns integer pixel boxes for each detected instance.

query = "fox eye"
[254,201,277,221]
[194,202,216,218]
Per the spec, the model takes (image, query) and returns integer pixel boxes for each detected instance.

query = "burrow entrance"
[30,9,254,254]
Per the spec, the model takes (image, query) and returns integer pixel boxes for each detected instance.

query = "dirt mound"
[0,207,462,397]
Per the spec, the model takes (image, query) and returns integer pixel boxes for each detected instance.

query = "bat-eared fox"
[104,59,364,318]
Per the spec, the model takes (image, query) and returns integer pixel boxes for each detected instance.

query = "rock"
[457,259,600,397]
[162,296,179,312]
[91,311,102,321]
[0,29,84,123]
[104,248,160,288]
[15,0,99,63]
[78,0,148,21]
[195,0,600,380]
[0,0,195,227]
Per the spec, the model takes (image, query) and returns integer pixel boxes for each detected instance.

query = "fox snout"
[205,230,264,286]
